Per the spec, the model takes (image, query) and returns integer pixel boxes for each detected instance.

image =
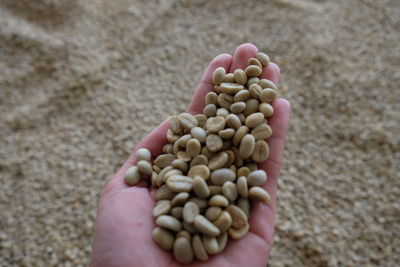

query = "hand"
[90,43,291,267]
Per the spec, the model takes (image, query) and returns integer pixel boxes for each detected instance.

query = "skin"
[91,43,291,267]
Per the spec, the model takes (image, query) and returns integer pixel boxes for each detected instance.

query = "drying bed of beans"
[124,52,276,264]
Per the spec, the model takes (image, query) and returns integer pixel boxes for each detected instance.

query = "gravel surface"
[0,0,399,266]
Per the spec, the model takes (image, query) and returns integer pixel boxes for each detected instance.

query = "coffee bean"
[226,205,248,229]
[259,103,274,117]
[230,102,246,114]
[237,166,250,177]
[182,221,197,234]
[173,237,194,264]
[220,82,244,94]
[216,232,228,253]
[186,138,201,158]
[154,154,176,169]
[205,206,222,221]
[223,149,236,168]
[218,128,235,139]
[188,165,210,180]
[226,114,242,129]
[239,134,255,159]
[259,88,277,103]
[153,200,172,217]
[203,103,217,117]
[205,91,218,105]
[194,215,220,237]
[188,197,208,209]
[249,83,262,100]
[251,123,272,141]
[192,176,210,198]
[163,169,183,183]
[252,140,269,163]
[222,181,238,201]
[178,113,198,130]
[162,143,173,154]
[155,166,173,187]
[233,69,247,85]
[151,171,158,187]
[210,168,236,185]
[124,166,141,185]
[246,162,258,171]
[233,125,249,146]
[237,197,251,217]
[256,52,270,67]
[156,215,182,232]
[137,160,153,175]
[247,77,259,87]
[202,236,219,255]
[136,148,151,162]
[243,98,260,116]
[216,107,230,117]
[208,152,228,171]
[183,202,200,224]
[192,234,209,261]
[208,195,229,207]
[245,112,264,128]
[213,211,232,232]
[258,79,277,90]
[217,93,233,109]
[234,89,250,102]
[190,154,208,167]
[245,65,262,77]
[171,159,188,173]
[249,186,271,204]
[228,222,249,239]
[201,146,215,159]
[169,116,183,134]
[194,114,207,128]
[171,192,190,207]
[205,116,226,133]
[223,73,235,83]
[176,230,191,240]
[170,207,183,220]
[152,227,175,250]
[206,134,223,152]
[176,151,191,162]
[236,176,249,198]
[166,175,193,192]
[208,185,223,196]
[212,67,226,85]
[248,57,262,69]
[222,140,232,150]
[191,127,207,143]
[155,184,176,201]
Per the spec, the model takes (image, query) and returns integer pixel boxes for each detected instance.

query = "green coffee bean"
[152,227,175,250]
[233,125,249,146]
[259,88,277,103]
[252,140,269,163]
[166,175,193,192]
[245,65,262,77]
[237,166,250,177]
[212,67,226,85]
[230,102,246,114]
[236,176,248,198]
[137,160,152,175]
[191,127,207,143]
[239,134,255,159]
[208,185,223,196]
[205,92,218,105]
[170,207,183,220]
[213,211,232,232]
[171,159,188,173]
[178,112,198,130]
[154,154,176,169]
[248,57,262,69]
[237,197,251,217]
[173,237,194,264]
[245,112,264,128]
[190,154,208,167]
[226,114,242,129]
[192,176,210,198]
[156,215,182,232]
[136,148,151,162]
[206,134,223,152]
[202,236,219,255]
[194,215,220,237]
[205,116,226,133]
[217,232,228,253]
[233,69,247,85]
[256,52,270,67]
[243,98,260,116]
[203,103,217,117]
[171,192,189,207]
[226,205,248,229]
[234,89,250,102]
[228,222,249,239]
[249,186,271,204]
[223,73,235,83]
[183,202,200,224]
[251,123,272,141]
[259,103,274,117]
[208,152,228,171]
[153,200,172,217]
[220,82,244,94]
[188,164,210,180]
[124,166,141,185]
[208,195,229,207]
[247,77,259,87]
[217,93,233,109]
[210,168,236,185]
[194,114,207,128]
[218,128,235,139]
[222,181,238,201]
[205,206,222,221]
[155,185,175,201]
[216,107,230,117]
[192,234,209,261]
[186,138,201,158]
[258,79,277,90]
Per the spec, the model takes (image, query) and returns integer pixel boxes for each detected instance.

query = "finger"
[187,53,232,114]
[103,119,170,194]
[229,43,258,72]
[248,98,291,241]
[260,62,280,84]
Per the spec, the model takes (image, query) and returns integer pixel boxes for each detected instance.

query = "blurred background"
[0,0,399,266]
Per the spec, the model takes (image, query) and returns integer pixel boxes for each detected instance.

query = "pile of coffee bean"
[124,52,276,264]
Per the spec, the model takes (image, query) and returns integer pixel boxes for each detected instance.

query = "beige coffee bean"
[176,230,191,240]
[237,113,246,123]
[194,215,220,237]
[163,169,183,183]
[245,65,262,77]
[249,186,271,204]
[208,195,229,207]
[182,221,197,234]
[205,206,222,221]
[237,197,251,217]
[223,149,235,168]
[223,73,235,83]
[153,200,172,217]
[152,227,175,250]
[220,82,244,94]
[213,211,232,232]
[236,176,248,198]
[155,184,175,201]
[237,166,250,177]
[251,123,272,140]
[252,140,269,163]
[246,162,258,171]
[206,134,223,152]
[249,83,262,100]
[231,147,243,166]
[176,151,191,162]
[248,57,262,68]
[190,154,208,167]
[226,114,242,129]
[245,112,264,128]
[192,176,210,198]
[243,98,260,116]
[214,85,222,93]
[156,166,173,187]
[259,103,274,117]
[153,165,161,173]
[188,164,210,180]
[156,215,182,232]
[201,146,215,159]
[239,134,255,159]
[124,166,141,185]
[162,143,173,154]
[171,159,188,173]
[166,175,193,192]
[217,232,228,253]
[206,116,226,133]
[192,235,209,261]
[202,236,219,255]
[177,134,192,148]
[194,114,207,128]
[222,181,238,201]
[203,103,217,117]
[230,102,246,114]
[205,91,218,105]
[191,127,207,143]
[208,152,228,171]
[169,116,183,134]
[227,205,248,229]
[259,88,277,103]
[154,154,176,169]
[178,113,198,130]
[233,125,249,146]
[212,67,226,85]
[137,160,152,175]
[151,171,158,187]
[173,237,194,264]
[218,128,235,139]
[247,77,259,87]
[186,138,201,158]
[217,93,233,109]
[222,140,232,150]
[171,192,190,207]
[258,79,277,90]
[256,52,270,67]
[228,222,249,239]
[216,107,230,117]
[183,202,200,224]
[189,197,208,209]
[234,89,250,102]
[210,168,236,185]
[136,148,151,162]
[233,69,247,85]
[171,207,183,219]
[208,185,222,196]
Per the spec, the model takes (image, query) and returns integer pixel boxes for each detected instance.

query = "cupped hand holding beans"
[91,43,290,267]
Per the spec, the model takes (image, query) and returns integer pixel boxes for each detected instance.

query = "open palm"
[91,43,290,267]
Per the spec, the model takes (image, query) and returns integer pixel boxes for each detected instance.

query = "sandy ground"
[0,0,399,266]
